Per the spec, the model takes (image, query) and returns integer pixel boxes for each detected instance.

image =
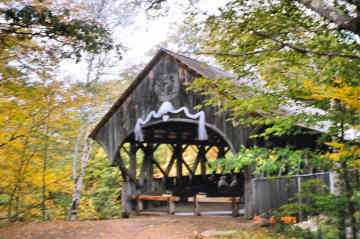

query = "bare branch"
[194,47,284,57]
[253,30,360,59]
[146,0,167,10]
[0,135,25,149]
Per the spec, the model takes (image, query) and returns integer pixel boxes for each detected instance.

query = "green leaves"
[212,145,320,176]
[2,3,115,64]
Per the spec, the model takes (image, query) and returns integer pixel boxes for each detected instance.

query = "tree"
[0,0,123,222]
[0,0,114,63]
[65,0,138,221]
[177,0,360,238]
[0,78,88,221]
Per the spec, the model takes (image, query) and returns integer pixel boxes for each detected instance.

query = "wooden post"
[161,152,176,188]
[297,176,303,221]
[135,197,143,215]
[143,143,155,193]
[215,146,226,174]
[168,199,175,214]
[232,198,239,217]
[127,143,138,211]
[174,144,183,187]
[129,143,137,180]
[148,148,154,192]
[177,154,183,178]
[244,167,256,218]
[139,144,147,191]
[193,194,200,216]
[116,148,140,188]
[138,143,156,193]
[121,182,131,218]
[199,146,207,176]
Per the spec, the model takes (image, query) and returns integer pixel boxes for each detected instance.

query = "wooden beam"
[192,145,210,174]
[182,144,190,152]
[165,153,176,176]
[115,152,140,188]
[188,196,241,203]
[126,137,227,147]
[192,153,201,174]
[161,152,176,187]
[136,142,146,152]
[182,159,193,175]
[137,142,160,153]
[153,143,161,152]
[152,158,167,177]
[114,152,127,181]
[131,195,180,202]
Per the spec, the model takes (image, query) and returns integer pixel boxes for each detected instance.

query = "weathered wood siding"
[250,172,330,216]
[94,54,251,165]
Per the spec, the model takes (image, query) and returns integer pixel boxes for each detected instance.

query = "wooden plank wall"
[93,54,252,165]
[251,172,330,216]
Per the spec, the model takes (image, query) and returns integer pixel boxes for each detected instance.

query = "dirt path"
[0,215,252,239]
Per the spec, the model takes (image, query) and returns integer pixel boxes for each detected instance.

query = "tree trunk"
[42,121,49,221]
[298,0,360,36]
[67,123,92,221]
[73,125,85,185]
[341,162,358,239]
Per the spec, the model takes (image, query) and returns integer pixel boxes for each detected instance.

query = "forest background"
[0,0,178,221]
[0,0,222,222]
[1,1,360,238]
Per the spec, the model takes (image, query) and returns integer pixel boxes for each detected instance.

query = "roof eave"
[88,50,166,139]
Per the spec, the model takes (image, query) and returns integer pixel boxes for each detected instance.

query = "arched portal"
[89,48,253,217]
[115,120,245,216]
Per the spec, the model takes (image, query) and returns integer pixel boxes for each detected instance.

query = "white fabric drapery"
[134,101,208,142]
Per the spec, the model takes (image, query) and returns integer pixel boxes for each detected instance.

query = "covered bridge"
[89,48,330,218]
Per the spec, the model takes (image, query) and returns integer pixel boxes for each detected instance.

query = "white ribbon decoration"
[135,101,208,142]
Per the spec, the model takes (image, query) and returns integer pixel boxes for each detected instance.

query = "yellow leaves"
[325,142,344,149]
[269,154,276,161]
[0,78,88,220]
[78,198,99,220]
[324,142,360,165]
[333,78,343,84]
[301,79,360,112]
[325,152,341,162]
[257,157,265,163]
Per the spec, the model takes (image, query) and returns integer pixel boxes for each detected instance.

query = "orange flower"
[280,216,297,224]
[253,215,262,223]
[269,216,276,224]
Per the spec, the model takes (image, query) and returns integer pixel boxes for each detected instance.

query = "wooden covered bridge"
[89,48,330,218]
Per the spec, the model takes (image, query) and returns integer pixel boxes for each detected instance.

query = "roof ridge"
[159,47,235,79]
[89,48,234,139]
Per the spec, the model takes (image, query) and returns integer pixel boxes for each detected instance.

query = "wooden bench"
[131,194,180,215]
[188,194,241,217]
